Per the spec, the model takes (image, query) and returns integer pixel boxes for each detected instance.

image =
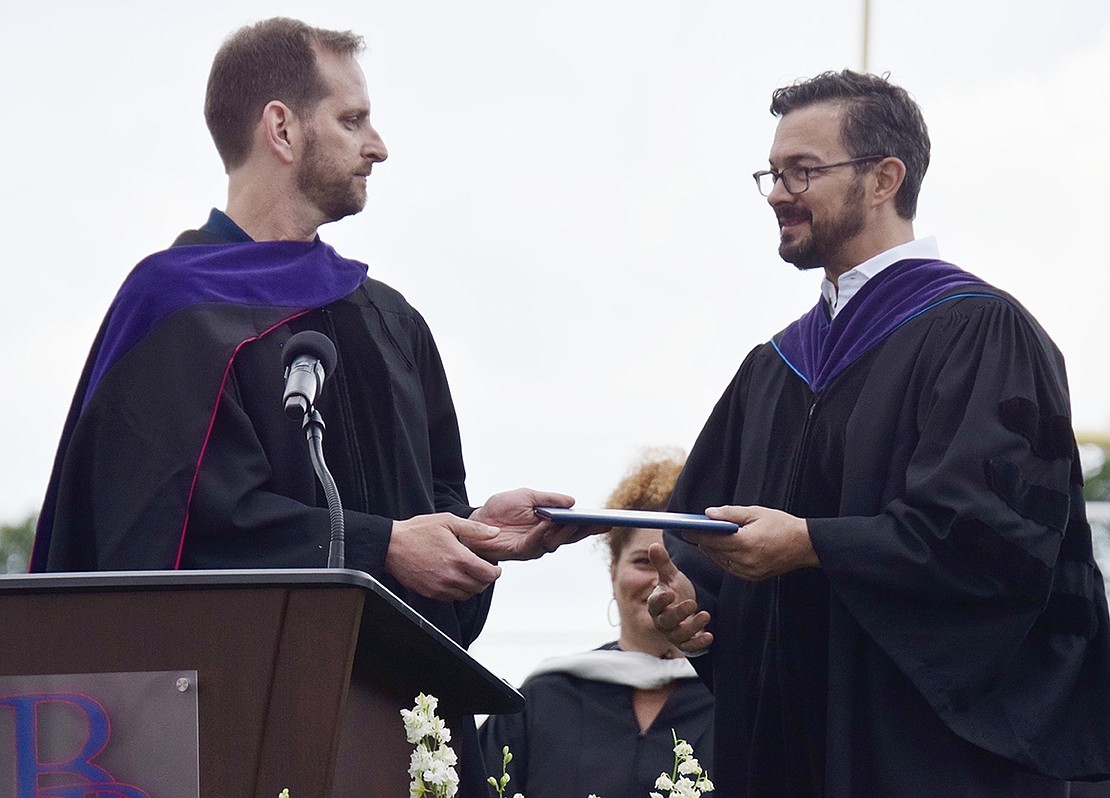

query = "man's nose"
[766,174,792,206]
[365,125,388,163]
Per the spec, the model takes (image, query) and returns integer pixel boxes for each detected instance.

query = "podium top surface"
[0,567,376,592]
[0,568,523,715]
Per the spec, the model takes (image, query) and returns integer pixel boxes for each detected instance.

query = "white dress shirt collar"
[821,236,940,319]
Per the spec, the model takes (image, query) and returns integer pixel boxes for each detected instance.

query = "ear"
[871,157,906,209]
[259,100,298,165]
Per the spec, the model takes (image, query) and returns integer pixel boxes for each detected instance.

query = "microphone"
[281,331,338,420]
[281,330,346,568]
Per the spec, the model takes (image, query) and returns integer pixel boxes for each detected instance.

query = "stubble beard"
[296,126,367,224]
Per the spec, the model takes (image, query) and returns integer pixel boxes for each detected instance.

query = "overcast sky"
[3,0,1109,685]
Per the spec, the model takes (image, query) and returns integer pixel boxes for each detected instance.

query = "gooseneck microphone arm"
[282,331,345,568]
[304,409,345,569]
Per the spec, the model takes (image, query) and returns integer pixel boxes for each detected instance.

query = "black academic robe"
[34,224,494,796]
[667,262,1110,797]
[478,644,715,798]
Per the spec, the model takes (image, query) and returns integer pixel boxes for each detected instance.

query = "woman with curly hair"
[480,450,714,798]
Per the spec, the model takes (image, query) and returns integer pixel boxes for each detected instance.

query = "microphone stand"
[302,407,345,569]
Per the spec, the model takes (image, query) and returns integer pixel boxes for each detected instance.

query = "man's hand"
[467,488,608,561]
[690,505,818,581]
[385,513,503,601]
[647,542,713,654]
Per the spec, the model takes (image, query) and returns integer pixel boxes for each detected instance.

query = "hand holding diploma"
[689,505,818,581]
[466,488,609,562]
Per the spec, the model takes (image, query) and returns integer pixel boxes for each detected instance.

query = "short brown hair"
[770,70,930,220]
[204,17,365,170]
[603,449,686,565]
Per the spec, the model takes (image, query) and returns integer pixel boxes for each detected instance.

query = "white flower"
[678,757,702,776]
[415,692,439,715]
[410,747,435,778]
[437,767,460,798]
[402,694,460,798]
[401,708,435,743]
[422,758,452,785]
[430,714,453,743]
[656,730,713,797]
[671,777,699,798]
[435,745,458,767]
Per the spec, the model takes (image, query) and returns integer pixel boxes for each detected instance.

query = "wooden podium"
[0,569,522,797]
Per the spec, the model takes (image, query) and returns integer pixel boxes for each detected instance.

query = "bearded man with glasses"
[647,70,1110,797]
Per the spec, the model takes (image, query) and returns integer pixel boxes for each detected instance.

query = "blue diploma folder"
[533,507,738,534]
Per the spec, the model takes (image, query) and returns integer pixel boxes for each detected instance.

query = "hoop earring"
[607,597,620,627]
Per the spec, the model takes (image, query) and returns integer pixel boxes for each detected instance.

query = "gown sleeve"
[808,297,1110,775]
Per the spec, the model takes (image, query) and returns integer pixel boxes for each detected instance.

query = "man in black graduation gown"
[647,70,1110,797]
[32,17,594,796]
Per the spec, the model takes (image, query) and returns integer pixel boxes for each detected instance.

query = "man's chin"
[779,243,822,271]
[320,197,367,224]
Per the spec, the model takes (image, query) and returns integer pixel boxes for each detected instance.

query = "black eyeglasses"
[752,155,886,196]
